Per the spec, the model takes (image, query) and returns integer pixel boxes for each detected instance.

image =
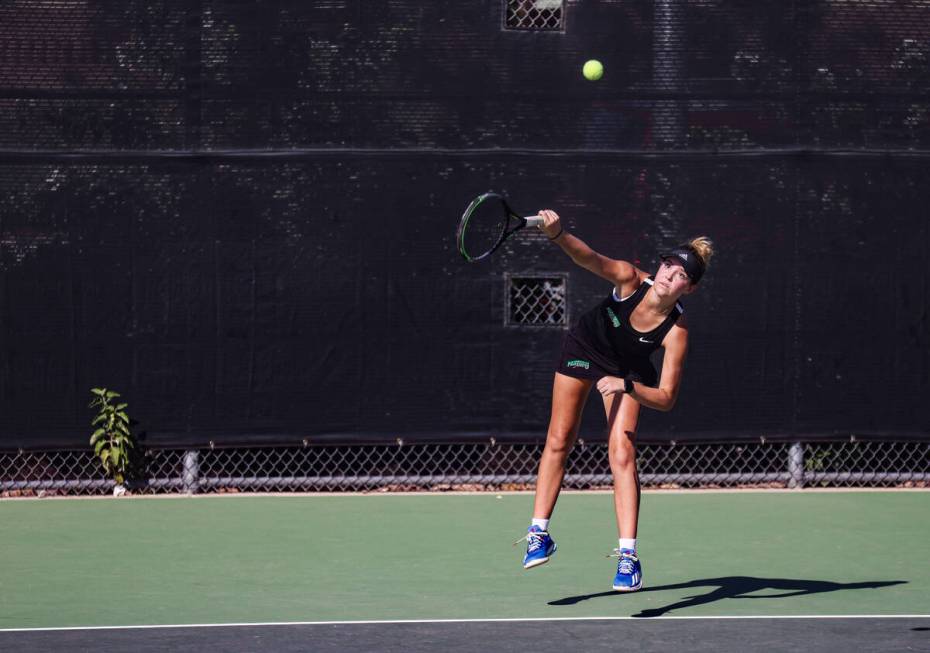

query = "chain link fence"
[504,0,564,31]
[2,438,927,497]
[506,275,567,327]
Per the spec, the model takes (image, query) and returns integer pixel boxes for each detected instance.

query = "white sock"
[531,517,550,531]
[619,538,637,552]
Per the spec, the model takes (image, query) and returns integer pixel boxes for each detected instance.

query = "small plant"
[804,448,830,473]
[89,388,135,494]
[804,447,833,488]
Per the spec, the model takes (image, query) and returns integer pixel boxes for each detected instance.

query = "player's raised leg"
[519,372,593,569]
[603,391,644,591]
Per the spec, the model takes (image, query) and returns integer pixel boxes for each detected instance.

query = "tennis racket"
[456,192,544,263]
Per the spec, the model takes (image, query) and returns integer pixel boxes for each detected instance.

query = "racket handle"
[524,216,544,227]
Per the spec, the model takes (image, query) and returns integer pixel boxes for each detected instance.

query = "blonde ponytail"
[687,236,714,270]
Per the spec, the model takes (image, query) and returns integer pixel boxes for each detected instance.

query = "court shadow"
[548,576,907,618]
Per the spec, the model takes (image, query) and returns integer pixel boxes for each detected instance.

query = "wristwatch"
[623,378,634,394]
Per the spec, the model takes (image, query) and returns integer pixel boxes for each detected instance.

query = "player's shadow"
[548,576,907,618]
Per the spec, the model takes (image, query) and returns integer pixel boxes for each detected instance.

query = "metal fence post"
[182,450,200,494]
[787,442,804,488]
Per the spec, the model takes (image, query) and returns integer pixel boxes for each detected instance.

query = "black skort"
[556,332,659,386]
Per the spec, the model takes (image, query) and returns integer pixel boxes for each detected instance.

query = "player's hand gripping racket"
[456,192,544,263]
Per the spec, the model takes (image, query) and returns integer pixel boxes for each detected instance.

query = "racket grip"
[524,216,544,227]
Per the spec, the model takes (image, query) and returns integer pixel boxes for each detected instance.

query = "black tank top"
[570,277,684,362]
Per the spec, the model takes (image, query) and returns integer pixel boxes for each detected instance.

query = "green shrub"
[89,388,135,486]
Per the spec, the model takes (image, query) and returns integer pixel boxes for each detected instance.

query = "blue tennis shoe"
[611,548,643,592]
[517,525,557,569]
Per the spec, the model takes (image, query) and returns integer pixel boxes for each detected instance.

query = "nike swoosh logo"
[638,337,652,343]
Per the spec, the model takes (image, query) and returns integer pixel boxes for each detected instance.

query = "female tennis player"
[517,209,714,592]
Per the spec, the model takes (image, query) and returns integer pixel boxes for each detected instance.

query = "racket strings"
[459,196,511,261]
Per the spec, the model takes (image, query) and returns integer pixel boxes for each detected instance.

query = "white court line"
[2,614,929,633]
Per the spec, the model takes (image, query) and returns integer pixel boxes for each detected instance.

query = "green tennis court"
[2,490,928,649]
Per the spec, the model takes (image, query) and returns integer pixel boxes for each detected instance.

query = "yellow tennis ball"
[583,59,603,81]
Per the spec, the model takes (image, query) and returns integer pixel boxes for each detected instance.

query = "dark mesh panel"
[0,1,928,449]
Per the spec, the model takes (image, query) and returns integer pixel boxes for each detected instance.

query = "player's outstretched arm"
[536,209,639,287]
